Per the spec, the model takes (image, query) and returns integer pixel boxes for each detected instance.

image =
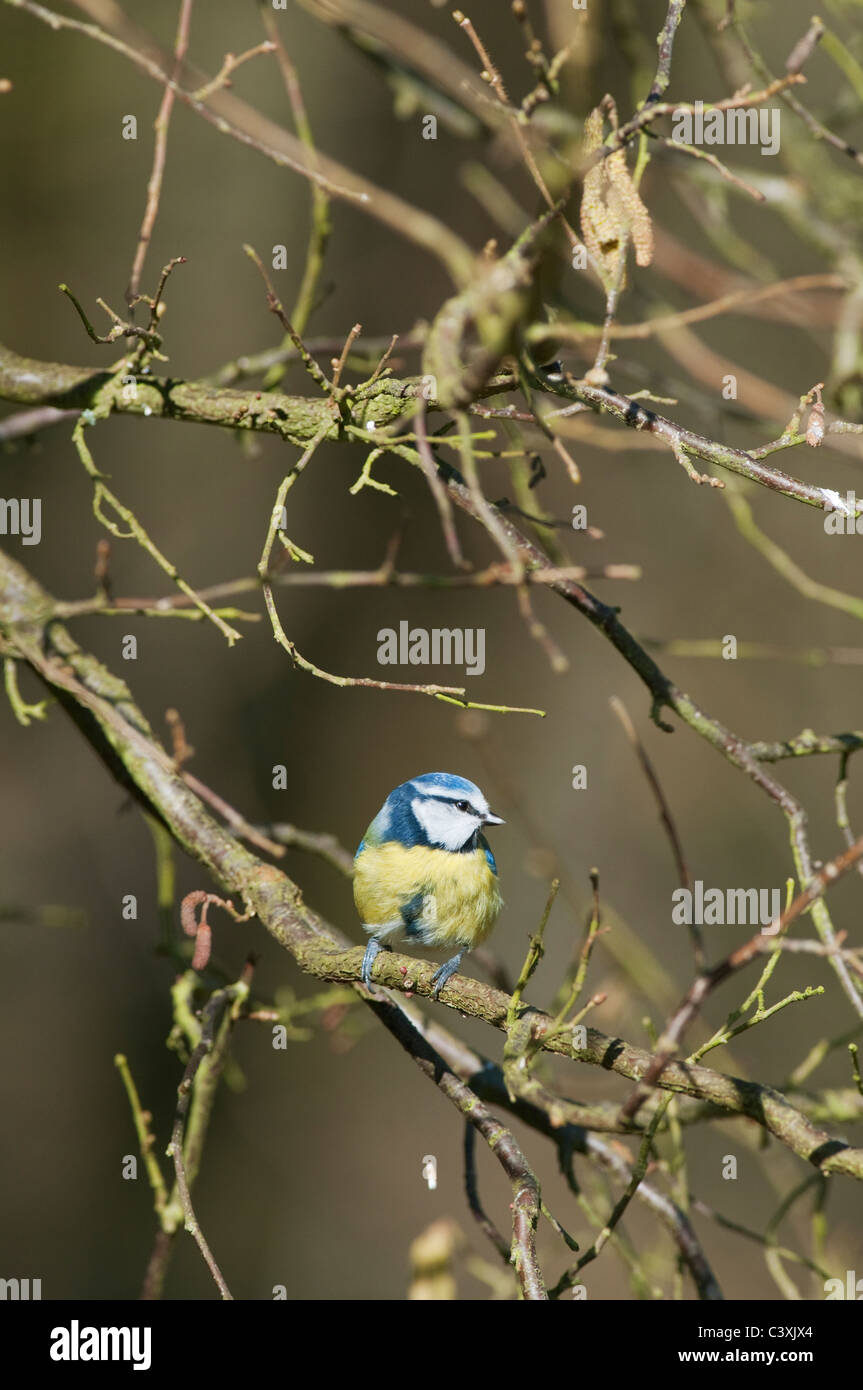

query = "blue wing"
[399,891,428,938]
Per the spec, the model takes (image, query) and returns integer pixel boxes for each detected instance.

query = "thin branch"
[415,401,466,569]
[7,0,476,282]
[166,970,253,1299]
[190,40,275,103]
[619,834,863,1125]
[361,985,547,1299]
[610,696,698,964]
[114,1053,168,1215]
[528,275,845,345]
[463,1122,510,1263]
[262,823,354,877]
[648,0,689,103]
[127,0,194,304]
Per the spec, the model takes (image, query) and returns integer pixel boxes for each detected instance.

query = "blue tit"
[354,772,504,997]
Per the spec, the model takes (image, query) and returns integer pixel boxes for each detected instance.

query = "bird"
[354,772,504,998]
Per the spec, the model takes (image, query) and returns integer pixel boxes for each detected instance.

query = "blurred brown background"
[1,0,862,1299]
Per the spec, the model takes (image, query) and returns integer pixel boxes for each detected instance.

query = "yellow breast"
[354,842,502,951]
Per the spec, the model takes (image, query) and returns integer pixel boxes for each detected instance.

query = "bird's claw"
[430,952,465,999]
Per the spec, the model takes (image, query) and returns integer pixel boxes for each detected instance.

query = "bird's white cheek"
[411,797,473,850]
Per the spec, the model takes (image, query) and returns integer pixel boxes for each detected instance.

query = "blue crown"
[358,773,489,853]
[408,773,483,798]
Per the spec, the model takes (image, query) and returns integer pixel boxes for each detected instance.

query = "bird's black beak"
[484,811,505,825]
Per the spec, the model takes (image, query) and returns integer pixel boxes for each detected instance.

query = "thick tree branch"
[1,343,856,513]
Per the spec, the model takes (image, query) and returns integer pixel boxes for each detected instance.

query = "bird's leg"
[361,936,389,985]
[430,951,465,999]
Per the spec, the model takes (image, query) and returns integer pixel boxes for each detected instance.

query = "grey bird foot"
[362,937,386,986]
[430,951,465,999]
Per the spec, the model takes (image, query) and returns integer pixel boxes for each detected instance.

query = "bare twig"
[127,0,194,304]
[166,967,254,1298]
[619,834,863,1125]
[610,697,698,963]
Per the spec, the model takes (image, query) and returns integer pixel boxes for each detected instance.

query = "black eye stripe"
[425,794,478,813]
